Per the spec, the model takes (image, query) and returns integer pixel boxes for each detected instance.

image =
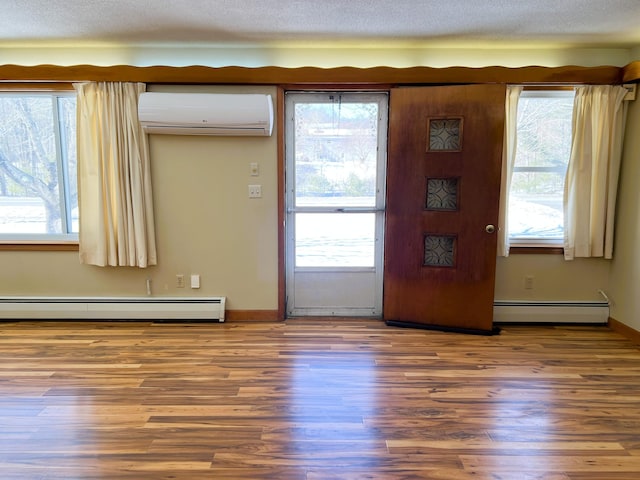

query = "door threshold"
[287,315,383,321]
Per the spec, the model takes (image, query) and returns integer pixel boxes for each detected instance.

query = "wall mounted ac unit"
[138,92,273,136]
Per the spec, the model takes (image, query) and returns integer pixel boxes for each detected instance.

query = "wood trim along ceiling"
[622,61,640,83]
[0,63,635,85]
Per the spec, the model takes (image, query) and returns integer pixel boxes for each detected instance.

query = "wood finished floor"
[0,319,639,479]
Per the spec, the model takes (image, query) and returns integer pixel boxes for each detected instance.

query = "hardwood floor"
[0,319,639,479]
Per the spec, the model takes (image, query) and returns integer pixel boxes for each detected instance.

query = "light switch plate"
[248,184,262,198]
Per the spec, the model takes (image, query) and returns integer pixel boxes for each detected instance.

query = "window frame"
[0,85,79,248]
[508,87,575,251]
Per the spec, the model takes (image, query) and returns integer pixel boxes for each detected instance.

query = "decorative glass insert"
[424,235,456,267]
[426,178,458,210]
[428,117,462,151]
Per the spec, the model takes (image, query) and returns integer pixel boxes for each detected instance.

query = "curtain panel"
[74,82,157,267]
[497,86,523,257]
[563,85,628,260]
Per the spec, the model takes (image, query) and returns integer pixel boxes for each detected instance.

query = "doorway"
[285,92,388,316]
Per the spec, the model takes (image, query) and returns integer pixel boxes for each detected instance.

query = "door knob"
[485,224,495,234]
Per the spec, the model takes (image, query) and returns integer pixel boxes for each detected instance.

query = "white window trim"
[509,237,563,247]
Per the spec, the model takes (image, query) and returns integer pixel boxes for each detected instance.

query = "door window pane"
[427,117,462,151]
[426,178,459,211]
[295,213,375,267]
[294,100,379,207]
[424,234,456,267]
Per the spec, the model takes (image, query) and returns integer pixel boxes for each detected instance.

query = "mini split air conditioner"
[138,92,274,136]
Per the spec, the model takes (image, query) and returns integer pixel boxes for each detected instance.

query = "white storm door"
[285,92,388,316]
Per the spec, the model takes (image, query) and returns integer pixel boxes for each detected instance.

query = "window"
[508,90,575,245]
[0,92,77,241]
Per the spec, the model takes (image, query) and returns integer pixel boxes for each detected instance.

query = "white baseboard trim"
[493,300,609,324]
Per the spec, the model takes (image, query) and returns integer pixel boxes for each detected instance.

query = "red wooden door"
[384,85,506,334]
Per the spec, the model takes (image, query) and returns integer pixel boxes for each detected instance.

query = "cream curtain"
[563,85,628,260]
[497,86,523,257]
[74,82,157,267]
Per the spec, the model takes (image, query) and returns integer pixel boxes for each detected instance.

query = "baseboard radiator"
[493,300,609,324]
[0,296,226,322]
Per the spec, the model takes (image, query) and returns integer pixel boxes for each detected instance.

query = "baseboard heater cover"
[0,297,226,322]
[493,300,609,324]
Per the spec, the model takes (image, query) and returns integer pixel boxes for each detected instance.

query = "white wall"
[495,255,610,302]
[609,95,640,330]
[0,44,634,68]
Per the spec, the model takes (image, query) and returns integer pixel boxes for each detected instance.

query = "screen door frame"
[284,91,388,317]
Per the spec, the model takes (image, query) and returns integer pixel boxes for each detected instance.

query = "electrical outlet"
[176,274,185,288]
[524,275,534,290]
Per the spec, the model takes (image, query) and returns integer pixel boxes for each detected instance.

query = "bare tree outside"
[0,94,77,235]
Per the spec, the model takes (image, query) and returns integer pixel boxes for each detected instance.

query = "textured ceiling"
[1,0,640,48]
